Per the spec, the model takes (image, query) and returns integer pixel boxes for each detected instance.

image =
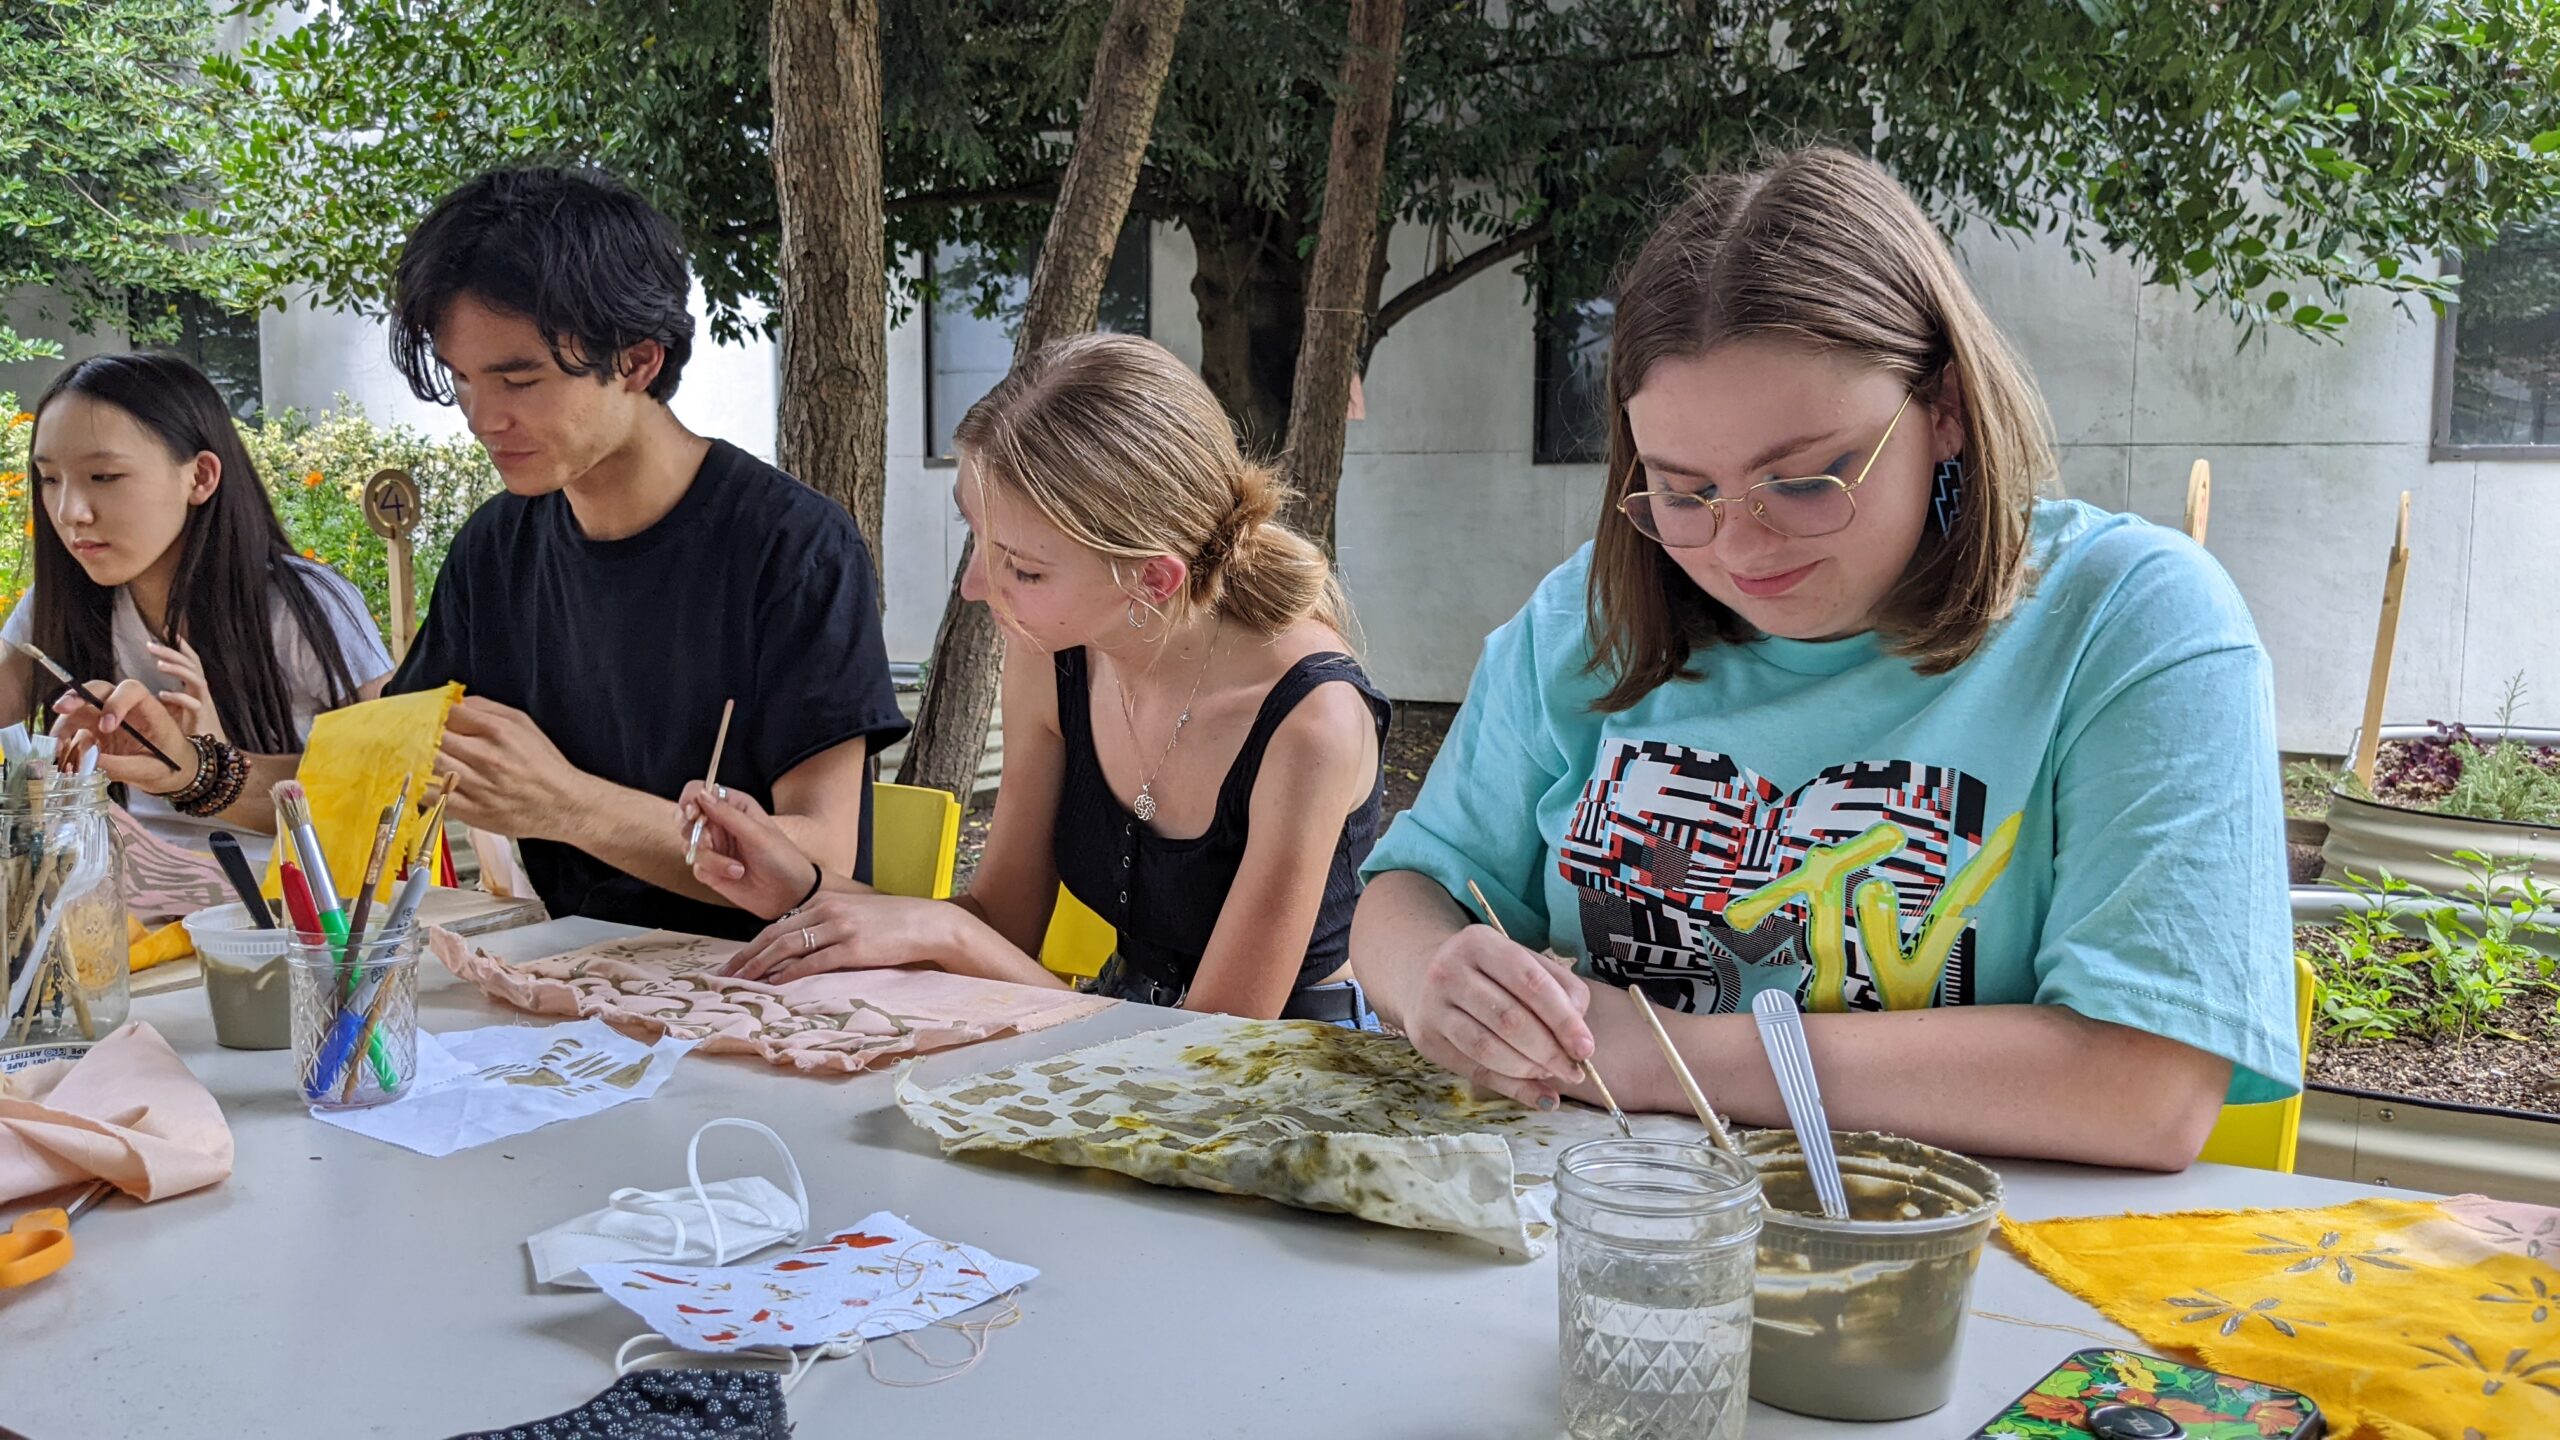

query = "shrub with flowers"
[0,390,499,644]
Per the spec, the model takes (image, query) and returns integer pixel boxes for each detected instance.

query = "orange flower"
[304,469,324,488]
[8,412,32,429]
[301,548,317,559]
[0,471,21,484]
[2020,1393,2085,1422]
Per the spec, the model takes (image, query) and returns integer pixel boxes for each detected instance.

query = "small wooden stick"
[338,961,406,1105]
[2183,458,2211,544]
[1625,985,1738,1154]
[1463,879,1631,1134]
[2351,491,2413,790]
[683,699,737,866]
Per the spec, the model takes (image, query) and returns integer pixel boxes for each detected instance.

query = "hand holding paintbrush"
[18,642,185,775]
[1463,879,1632,1135]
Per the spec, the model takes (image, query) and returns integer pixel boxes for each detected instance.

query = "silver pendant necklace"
[1121,618,1221,825]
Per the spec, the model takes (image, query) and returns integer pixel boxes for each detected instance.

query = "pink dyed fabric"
[0,1022,234,1204]
[111,807,237,924]
[429,928,1114,1073]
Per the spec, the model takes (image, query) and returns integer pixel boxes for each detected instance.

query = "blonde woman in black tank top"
[679,335,1391,1024]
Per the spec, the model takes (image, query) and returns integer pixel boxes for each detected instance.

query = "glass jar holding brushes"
[1,758,130,1049]
[270,777,443,1109]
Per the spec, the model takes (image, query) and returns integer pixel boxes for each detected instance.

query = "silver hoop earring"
[1126,602,1148,630]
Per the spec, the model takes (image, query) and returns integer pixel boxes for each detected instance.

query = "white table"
[6,919,2396,1438]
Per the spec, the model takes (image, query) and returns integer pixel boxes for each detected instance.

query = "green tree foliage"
[0,0,260,363]
[210,1,2560,435]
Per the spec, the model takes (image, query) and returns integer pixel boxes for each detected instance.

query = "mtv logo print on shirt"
[1559,739,2021,1016]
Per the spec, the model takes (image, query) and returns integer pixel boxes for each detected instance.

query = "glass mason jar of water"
[1555,1138,1762,1440]
[0,772,130,1048]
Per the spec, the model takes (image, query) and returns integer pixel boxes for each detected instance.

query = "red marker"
[279,861,324,938]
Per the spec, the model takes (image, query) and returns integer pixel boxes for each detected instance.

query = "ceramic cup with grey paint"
[1738,1129,2004,1421]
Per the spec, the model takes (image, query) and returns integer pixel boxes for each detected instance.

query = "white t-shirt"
[3,558,395,860]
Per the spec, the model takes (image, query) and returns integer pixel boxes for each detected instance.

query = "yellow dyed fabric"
[260,684,462,905]
[2002,1195,2560,1439]
[130,920,192,972]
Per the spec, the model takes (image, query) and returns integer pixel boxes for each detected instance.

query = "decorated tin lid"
[0,1041,92,1076]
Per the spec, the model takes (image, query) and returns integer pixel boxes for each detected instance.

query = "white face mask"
[528,1118,810,1288]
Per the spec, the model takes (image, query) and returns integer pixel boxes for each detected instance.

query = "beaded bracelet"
[168,735,248,817]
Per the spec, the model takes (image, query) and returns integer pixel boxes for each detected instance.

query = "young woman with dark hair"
[10,352,393,859]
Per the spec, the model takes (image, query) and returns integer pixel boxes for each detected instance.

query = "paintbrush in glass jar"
[11,641,184,773]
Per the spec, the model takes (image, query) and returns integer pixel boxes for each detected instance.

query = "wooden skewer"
[2350,491,2413,790]
[338,959,408,1105]
[1463,879,1631,1135]
[2183,458,2211,545]
[1625,985,1739,1155]
[683,699,737,867]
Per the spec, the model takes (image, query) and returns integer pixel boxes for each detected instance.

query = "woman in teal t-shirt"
[1350,147,2299,1171]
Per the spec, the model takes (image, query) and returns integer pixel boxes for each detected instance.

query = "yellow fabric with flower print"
[2002,1195,2560,1438]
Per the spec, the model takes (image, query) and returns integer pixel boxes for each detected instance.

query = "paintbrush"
[401,780,450,879]
[1626,985,1739,1155]
[11,641,184,773]
[344,778,409,944]
[271,781,340,924]
[1463,879,1631,1135]
[682,698,736,867]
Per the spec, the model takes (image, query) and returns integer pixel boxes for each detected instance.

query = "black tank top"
[1052,647,1391,995]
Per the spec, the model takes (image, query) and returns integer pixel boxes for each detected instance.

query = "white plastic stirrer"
[1750,989,1849,1221]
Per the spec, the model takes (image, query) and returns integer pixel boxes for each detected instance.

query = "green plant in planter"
[2284,758,2340,821]
[2350,675,2560,825]
[2306,852,2560,1044]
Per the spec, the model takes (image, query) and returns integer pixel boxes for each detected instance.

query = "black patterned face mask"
[448,1370,790,1440]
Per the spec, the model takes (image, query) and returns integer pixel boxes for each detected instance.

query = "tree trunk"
[1187,207,1309,455]
[768,0,888,578]
[897,0,1188,799]
[1278,0,1404,556]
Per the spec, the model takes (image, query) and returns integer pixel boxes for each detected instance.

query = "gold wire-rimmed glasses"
[1618,392,1915,549]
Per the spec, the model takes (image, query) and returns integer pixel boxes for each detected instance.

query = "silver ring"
[799,927,816,955]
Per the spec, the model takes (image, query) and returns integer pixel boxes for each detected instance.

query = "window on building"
[131,292,263,419]
[1534,284,1613,465]
[2436,212,2560,457]
[924,223,1150,462]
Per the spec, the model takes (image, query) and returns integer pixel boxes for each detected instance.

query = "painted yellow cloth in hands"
[259,684,462,905]
[2002,1195,2560,1439]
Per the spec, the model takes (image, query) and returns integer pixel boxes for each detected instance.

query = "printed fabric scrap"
[895,1014,1680,1256]
[445,1369,788,1440]
[587,1209,1036,1355]
[431,928,1112,1074]
[2001,1195,2560,1439]
[313,1018,694,1158]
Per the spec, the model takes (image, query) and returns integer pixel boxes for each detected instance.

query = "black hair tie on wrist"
[782,860,824,918]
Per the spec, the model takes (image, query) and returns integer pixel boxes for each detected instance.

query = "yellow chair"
[1040,886,1116,980]
[869,782,1111,979]
[869,782,960,900]
[2196,953,2318,1173]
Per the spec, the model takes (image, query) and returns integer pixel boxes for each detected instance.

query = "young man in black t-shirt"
[384,167,907,939]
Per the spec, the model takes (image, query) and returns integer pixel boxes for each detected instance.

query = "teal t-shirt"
[1364,500,2301,1105]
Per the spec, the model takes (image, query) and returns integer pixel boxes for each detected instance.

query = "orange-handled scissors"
[0,1179,113,1288]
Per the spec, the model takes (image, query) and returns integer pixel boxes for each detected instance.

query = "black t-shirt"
[389,440,910,939]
